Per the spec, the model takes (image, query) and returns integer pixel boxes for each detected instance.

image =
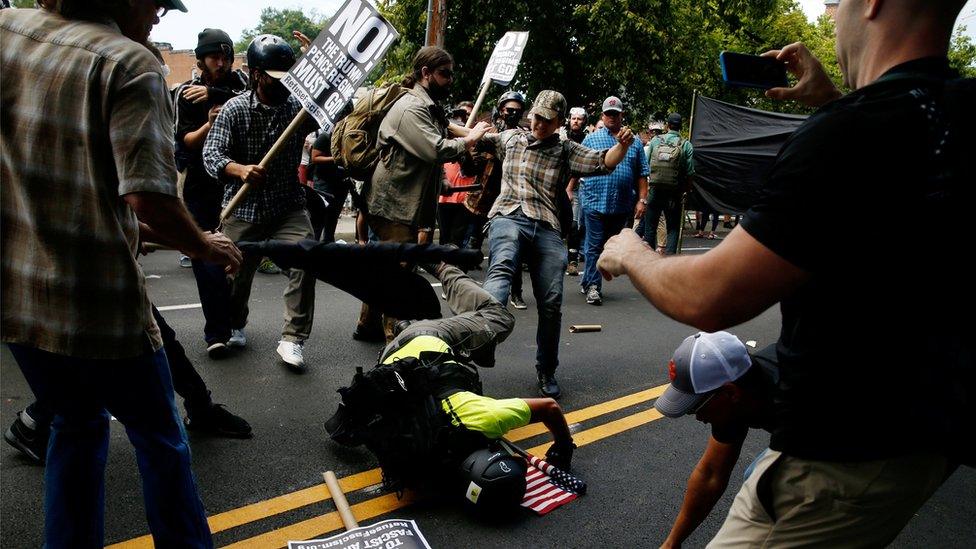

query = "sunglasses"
[435,67,454,78]
[502,108,522,115]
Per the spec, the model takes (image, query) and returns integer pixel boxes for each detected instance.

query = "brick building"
[154,42,247,89]
[824,0,839,20]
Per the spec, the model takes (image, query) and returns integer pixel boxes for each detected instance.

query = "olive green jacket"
[365,84,467,228]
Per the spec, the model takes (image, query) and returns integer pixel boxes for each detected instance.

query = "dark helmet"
[459,447,526,512]
[496,91,526,110]
[246,34,295,79]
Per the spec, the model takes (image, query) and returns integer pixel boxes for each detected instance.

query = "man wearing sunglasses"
[2,0,241,546]
[654,332,777,549]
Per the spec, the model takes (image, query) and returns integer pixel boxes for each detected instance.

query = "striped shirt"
[203,93,316,223]
[579,127,649,214]
[484,130,608,232]
[1,9,169,358]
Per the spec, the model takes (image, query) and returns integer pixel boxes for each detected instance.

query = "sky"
[151,0,976,50]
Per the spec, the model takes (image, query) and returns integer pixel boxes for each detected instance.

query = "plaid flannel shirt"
[485,130,608,232]
[579,127,649,214]
[1,9,169,358]
[203,93,316,223]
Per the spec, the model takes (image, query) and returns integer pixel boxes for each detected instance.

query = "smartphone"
[719,51,788,90]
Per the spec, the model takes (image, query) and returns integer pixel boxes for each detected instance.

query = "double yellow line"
[107,383,669,549]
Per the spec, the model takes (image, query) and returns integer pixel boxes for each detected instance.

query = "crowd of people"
[1,0,972,547]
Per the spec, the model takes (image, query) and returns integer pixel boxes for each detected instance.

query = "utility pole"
[425,0,446,47]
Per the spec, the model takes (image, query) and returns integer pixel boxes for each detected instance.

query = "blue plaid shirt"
[579,128,649,214]
[203,92,317,223]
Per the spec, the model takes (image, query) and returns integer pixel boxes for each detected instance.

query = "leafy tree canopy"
[235,8,325,55]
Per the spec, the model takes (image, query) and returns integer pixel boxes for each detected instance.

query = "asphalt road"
[2,231,974,548]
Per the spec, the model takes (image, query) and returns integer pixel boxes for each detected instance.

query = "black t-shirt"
[311,130,344,185]
[174,70,248,194]
[710,346,779,445]
[740,57,975,461]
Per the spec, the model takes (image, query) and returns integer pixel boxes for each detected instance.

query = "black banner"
[690,95,807,214]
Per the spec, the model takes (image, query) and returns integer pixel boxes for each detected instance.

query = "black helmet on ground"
[246,34,295,79]
[459,446,526,512]
[496,91,526,109]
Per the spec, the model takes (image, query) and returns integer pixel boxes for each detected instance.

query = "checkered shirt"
[579,128,649,214]
[1,9,169,358]
[203,93,315,223]
[485,130,608,232]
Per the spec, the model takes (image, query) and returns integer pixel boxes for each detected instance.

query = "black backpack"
[325,352,489,493]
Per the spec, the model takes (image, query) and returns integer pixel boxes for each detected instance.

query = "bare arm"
[635,175,648,219]
[661,437,743,549]
[310,147,334,164]
[597,227,808,332]
[125,192,241,273]
[525,398,573,446]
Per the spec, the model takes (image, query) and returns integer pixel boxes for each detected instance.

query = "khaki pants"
[707,449,952,549]
[379,265,514,368]
[357,215,417,342]
[222,209,316,342]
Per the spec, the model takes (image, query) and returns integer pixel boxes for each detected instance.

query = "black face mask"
[261,77,290,104]
[503,109,523,129]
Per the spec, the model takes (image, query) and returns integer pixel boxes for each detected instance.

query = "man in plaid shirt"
[480,90,636,398]
[203,34,320,372]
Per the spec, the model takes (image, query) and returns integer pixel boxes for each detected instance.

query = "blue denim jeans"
[184,190,232,345]
[8,343,213,549]
[482,212,567,374]
[581,209,629,291]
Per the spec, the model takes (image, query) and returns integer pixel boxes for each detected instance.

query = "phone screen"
[720,51,788,90]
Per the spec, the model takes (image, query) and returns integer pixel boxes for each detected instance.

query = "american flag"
[520,454,587,515]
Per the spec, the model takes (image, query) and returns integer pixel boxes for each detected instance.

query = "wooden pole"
[465,79,491,128]
[219,109,310,222]
[323,471,359,531]
[425,0,446,47]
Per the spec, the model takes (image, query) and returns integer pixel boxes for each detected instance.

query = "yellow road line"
[219,406,668,549]
[106,383,668,549]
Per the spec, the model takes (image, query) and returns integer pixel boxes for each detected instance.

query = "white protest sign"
[281,0,399,131]
[287,519,432,549]
[480,31,529,86]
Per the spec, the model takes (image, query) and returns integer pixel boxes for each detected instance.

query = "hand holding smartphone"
[719,51,789,90]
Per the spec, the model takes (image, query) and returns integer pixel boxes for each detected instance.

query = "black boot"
[538,371,561,399]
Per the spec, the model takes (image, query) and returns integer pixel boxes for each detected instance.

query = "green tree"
[235,8,325,55]
[11,0,36,8]
[949,26,976,78]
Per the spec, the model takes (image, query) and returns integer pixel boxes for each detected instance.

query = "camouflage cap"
[529,90,567,121]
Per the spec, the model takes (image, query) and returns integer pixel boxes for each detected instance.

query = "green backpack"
[648,135,685,188]
[331,84,410,181]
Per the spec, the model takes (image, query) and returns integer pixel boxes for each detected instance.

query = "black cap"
[195,28,233,59]
[667,112,683,126]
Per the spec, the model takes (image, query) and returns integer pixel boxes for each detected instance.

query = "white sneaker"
[228,329,246,348]
[277,340,306,372]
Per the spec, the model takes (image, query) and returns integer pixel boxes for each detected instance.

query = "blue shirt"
[579,127,650,214]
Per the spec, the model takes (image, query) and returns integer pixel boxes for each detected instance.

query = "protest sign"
[465,31,529,127]
[288,519,432,549]
[480,31,529,86]
[281,0,400,132]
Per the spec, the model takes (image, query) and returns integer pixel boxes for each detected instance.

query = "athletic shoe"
[206,341,230,359]
[566,261,579,276]
[185,404,252,439]
[179,254,192,268]
[277,340,306,372]
[4,412,48,464]
[510,293,528,310]
[585,285,602,305]
[228,329,247,348]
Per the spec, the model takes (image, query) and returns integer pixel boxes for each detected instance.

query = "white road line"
[157,303,202,311]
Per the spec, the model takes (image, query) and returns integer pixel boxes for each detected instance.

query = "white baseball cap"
[655,332,752,418]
